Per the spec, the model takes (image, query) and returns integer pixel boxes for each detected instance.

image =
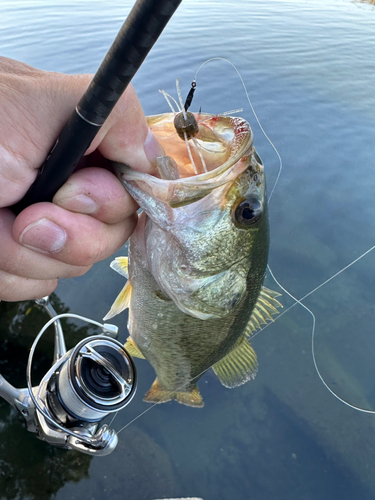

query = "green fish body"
[106,112,281,407]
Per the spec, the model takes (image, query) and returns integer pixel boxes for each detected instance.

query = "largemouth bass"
[105,111,281,407]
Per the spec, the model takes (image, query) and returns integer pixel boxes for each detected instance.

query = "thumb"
[86,84,164,174]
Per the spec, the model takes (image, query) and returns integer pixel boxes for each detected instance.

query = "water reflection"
[0,410,91,500]
[0,296,95,499]
[0,298,180,500]
[1,0,375,498]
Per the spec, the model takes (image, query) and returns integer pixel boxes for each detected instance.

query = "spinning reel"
[0,296,136,456]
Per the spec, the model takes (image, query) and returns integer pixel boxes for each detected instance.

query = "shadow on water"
[0,406,90,500]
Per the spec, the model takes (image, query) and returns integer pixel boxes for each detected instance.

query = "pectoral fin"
[110,256,129,278]
[124,336,145,359]
[144,379,204,408]
[212,336,258,388]
[103,280,132,321]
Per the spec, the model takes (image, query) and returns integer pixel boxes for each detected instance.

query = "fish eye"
[234,198,262,228]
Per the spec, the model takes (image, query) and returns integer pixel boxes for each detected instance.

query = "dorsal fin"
[212,336,258,388]
[103,280,132,321]
[244,286,282,337]
[110,256,129,278]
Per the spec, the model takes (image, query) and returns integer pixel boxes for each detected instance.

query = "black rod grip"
[11,0,182,215]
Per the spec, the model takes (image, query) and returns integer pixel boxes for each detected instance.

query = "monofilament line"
[266,244,375,414]
[258,243,375,336]
[115,243,375,434]
[194,57,282,201]
[115,60,375,434]
[194,58,375,412]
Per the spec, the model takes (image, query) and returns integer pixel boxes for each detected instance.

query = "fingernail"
[54,194,99,214]
[19,219,67,254]
[144,128,165,167]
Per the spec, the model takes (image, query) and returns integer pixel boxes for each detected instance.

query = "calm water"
[1,0,375,499]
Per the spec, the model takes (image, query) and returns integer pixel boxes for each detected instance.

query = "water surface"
[1,1,375,499]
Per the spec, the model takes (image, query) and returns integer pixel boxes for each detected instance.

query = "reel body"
[0,296,136,456]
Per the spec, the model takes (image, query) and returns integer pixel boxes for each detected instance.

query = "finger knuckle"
[0,273,57,301]
[76,240,104,265]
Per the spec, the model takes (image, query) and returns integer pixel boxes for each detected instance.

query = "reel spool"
[46,336,136,425]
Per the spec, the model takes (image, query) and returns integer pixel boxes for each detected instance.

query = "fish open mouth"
[114,112,256,207]
[148,112,253,177]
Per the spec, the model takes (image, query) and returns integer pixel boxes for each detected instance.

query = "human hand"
[0,57,163,301]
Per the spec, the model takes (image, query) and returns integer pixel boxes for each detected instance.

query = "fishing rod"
[12,0,183,214]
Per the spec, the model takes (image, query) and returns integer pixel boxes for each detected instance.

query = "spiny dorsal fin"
[212,336,258,388]
[103,280,132,321]
[124,336,145,359]
[110,256,129,278]
[244,286,282,337]
[143,378,204,408]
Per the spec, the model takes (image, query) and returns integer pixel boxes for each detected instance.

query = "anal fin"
[212,336,258,388]
[144,379,204,408]
[124,336,145,359]
[103,280,132,321]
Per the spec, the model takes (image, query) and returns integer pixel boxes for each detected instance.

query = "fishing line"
[194,57,283,201]
[194,59,375,412]
[115,59,374,433]
[246,245,375,342]
[114,241,375,435]
[195,60,375,412]
[267,250,375,414]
